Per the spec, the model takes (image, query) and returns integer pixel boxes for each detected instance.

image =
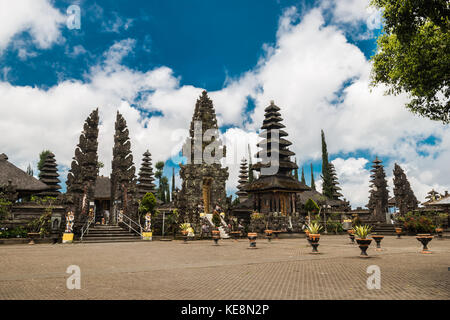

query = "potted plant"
[212,229,220,245]
[435,227,444,239]
[179,223,190,243]
[247,232,257,249]
[354,225,372,257]
[264,221,273,242]
[371,234,384,251]
[306,222,323,254]
[416,233,433,253]
[304,228,311,246]
[347,229,355,244]
[395,227,402,238]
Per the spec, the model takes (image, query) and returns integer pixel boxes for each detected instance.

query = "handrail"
[80,216,95,242]
[119,212,143,237]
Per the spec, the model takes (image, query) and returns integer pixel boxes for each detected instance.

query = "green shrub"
[0,226,28,238]
[0,193,12,220]
[326,219,344,234]
[139,192,157,214]
[398,212,435,233]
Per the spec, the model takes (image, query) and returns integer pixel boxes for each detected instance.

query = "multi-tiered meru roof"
[236,158,249,200]
[246,101,309,192]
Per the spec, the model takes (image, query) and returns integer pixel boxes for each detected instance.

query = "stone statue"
[144,213,152,232]
[65,211,75,233]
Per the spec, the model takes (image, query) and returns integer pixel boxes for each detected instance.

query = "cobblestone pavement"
[0,235,449,300]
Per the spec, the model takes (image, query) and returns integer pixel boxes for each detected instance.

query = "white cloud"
[0,0,65,53]
[332,157,371,207]
[322,0,382,30]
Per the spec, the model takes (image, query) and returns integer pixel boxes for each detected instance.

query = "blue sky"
[0,0,448,207]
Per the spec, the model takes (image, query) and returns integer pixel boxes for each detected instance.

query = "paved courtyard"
[0,235,449,300]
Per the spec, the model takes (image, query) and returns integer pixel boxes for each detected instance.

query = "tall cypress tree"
[393,163,418,215]
[310,163,316,191]
[293,157,299,180]
[321,130,333,198]
[248,144,254,183]
[301,166,306,184]
[171,167,176,201]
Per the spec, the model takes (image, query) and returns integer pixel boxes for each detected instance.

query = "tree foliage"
[139,192,157,214]
[321,130,333,198]
[304,198,319,214]
[37,150,51,177]
[370,0,450,123]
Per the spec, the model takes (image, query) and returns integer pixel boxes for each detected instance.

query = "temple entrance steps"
[204,214,230,239]
[80,224,141,243]
[371,223,396,235]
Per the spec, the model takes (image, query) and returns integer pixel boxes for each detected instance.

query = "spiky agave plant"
[306,221,323,234]
[353,225,372,239]
[179,223,190,232]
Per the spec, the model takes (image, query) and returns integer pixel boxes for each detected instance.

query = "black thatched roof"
[0,153,48,192]
[232,198,253,212]
[297,189,344,207]
[94,176,111,199]
[244,174,310,193]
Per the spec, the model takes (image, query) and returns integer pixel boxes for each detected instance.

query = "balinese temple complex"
[6,90,435,241]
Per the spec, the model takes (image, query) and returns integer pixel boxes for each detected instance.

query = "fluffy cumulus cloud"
[0,2,448,207]
[0,0,65,53]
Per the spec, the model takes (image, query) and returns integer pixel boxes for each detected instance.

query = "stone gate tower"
[177,91,228,221]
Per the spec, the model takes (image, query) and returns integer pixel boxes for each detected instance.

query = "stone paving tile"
[0,235,449,299]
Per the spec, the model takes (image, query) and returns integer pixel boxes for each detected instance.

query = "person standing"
[104,209,110,225]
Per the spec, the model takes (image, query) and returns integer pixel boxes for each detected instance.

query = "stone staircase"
[80,224,141,243]
[371,223,396,235]
[205,214,230,239]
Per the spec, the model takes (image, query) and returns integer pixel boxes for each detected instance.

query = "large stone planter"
[309,234,320,254]
[27,232,40,245]
[371,235,384,251]
[247,232,257,249]
[416,234,433,253]
[212,230,220,245]
[395,227,402,239]
[356,238,372,257]
[181,230,188,244]
[435,228,443,239]
[305,230,311,246]
[230,231,241,241]
[273,230,281,240]
[265,229,273,242]
[348,229,355,244]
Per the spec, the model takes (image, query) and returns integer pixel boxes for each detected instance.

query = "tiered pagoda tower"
[368,157,389,222]
[236,158,249,201]
[136,150,156,199]
[178,91,229,219]
[245,101,309,215]
[38,152,61,197]
[329,163,343,200]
